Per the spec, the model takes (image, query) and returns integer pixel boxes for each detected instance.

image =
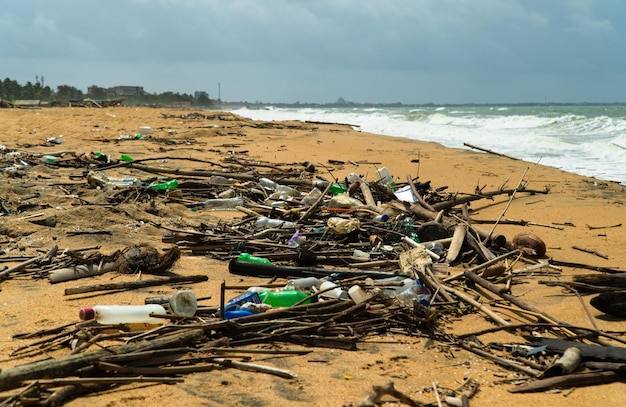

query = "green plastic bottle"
[149,179,179,190]
[258,289,311,308]
[329,183,348,195]
[238,253,272,265]
[120,154,134,162]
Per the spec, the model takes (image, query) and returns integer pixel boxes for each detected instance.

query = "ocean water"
[232,105,626,185]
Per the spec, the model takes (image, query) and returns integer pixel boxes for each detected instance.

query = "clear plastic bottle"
[258,177,279,190]
[394,279,432,307]
[79,304,167,325]
[255,216,295,229]
[201,196,244,210]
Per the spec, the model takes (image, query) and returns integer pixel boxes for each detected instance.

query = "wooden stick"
[463,142,520,160]
[64,274,208,295]
[406,174,436,212]
[572,245,609,259]
[482,167,529,244]
[508,371,621,393]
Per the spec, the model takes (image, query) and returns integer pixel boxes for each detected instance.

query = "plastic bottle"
[255,216,295,229]
[329,183,348,195]
[148,179,179,190]
[238,252,272,265]
[259,289,311,308]
[40,155,59,163]
[120,154,134,162]
[372,214,389,222]
[258,177,279,190]
[394,279,432,307]
[274,184,300,197]
[218,188,237,199]
[208,175,234,185]
[201,196,244,210]
[79,304,167,325]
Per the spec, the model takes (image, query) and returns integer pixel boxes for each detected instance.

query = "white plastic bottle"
[79,304,167,324]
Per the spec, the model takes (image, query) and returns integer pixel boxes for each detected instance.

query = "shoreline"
[227,104,626,186]
[0,106,625,406]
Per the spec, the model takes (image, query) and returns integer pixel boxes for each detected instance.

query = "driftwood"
[590,291,626,317]
[431,186,548,212]
[0,329,204,392]
[508,370,624,393]
[463,142,520,160]
[355,381,422,407]
[228,259,409,280]
[64,274,209,295]
[572,245,609,259]
[573,273,626,287]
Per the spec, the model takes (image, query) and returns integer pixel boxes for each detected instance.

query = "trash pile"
[1,113,625,406]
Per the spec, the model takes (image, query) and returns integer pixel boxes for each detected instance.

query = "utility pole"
[218,82,221,109]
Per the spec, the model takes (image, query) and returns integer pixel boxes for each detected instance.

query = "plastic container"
[224,291,262,312]
[259,289,311,308]
[375,167,394,186]
[201,196,244,211]
[138,126,153,135]
[319,281,348,300]
[348,285,368,304]
[238,252,272,265]
[287,277,322,290]
[255,216,295,229]
[79,304,167,325]
[168,290,197,317]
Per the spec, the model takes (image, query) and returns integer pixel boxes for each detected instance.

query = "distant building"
[107,86,145,97]
[194,91,209,99]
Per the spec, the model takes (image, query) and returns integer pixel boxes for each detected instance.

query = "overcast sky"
[2,0,625,104]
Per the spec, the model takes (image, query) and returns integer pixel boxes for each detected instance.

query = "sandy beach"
[0,106,625,406]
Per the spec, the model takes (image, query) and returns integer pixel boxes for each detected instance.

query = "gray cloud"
[1,0,625,103]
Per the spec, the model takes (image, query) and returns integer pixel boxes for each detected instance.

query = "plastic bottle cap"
[79,307,95,321]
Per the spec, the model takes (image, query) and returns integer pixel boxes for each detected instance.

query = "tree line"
[0,77,213,106]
